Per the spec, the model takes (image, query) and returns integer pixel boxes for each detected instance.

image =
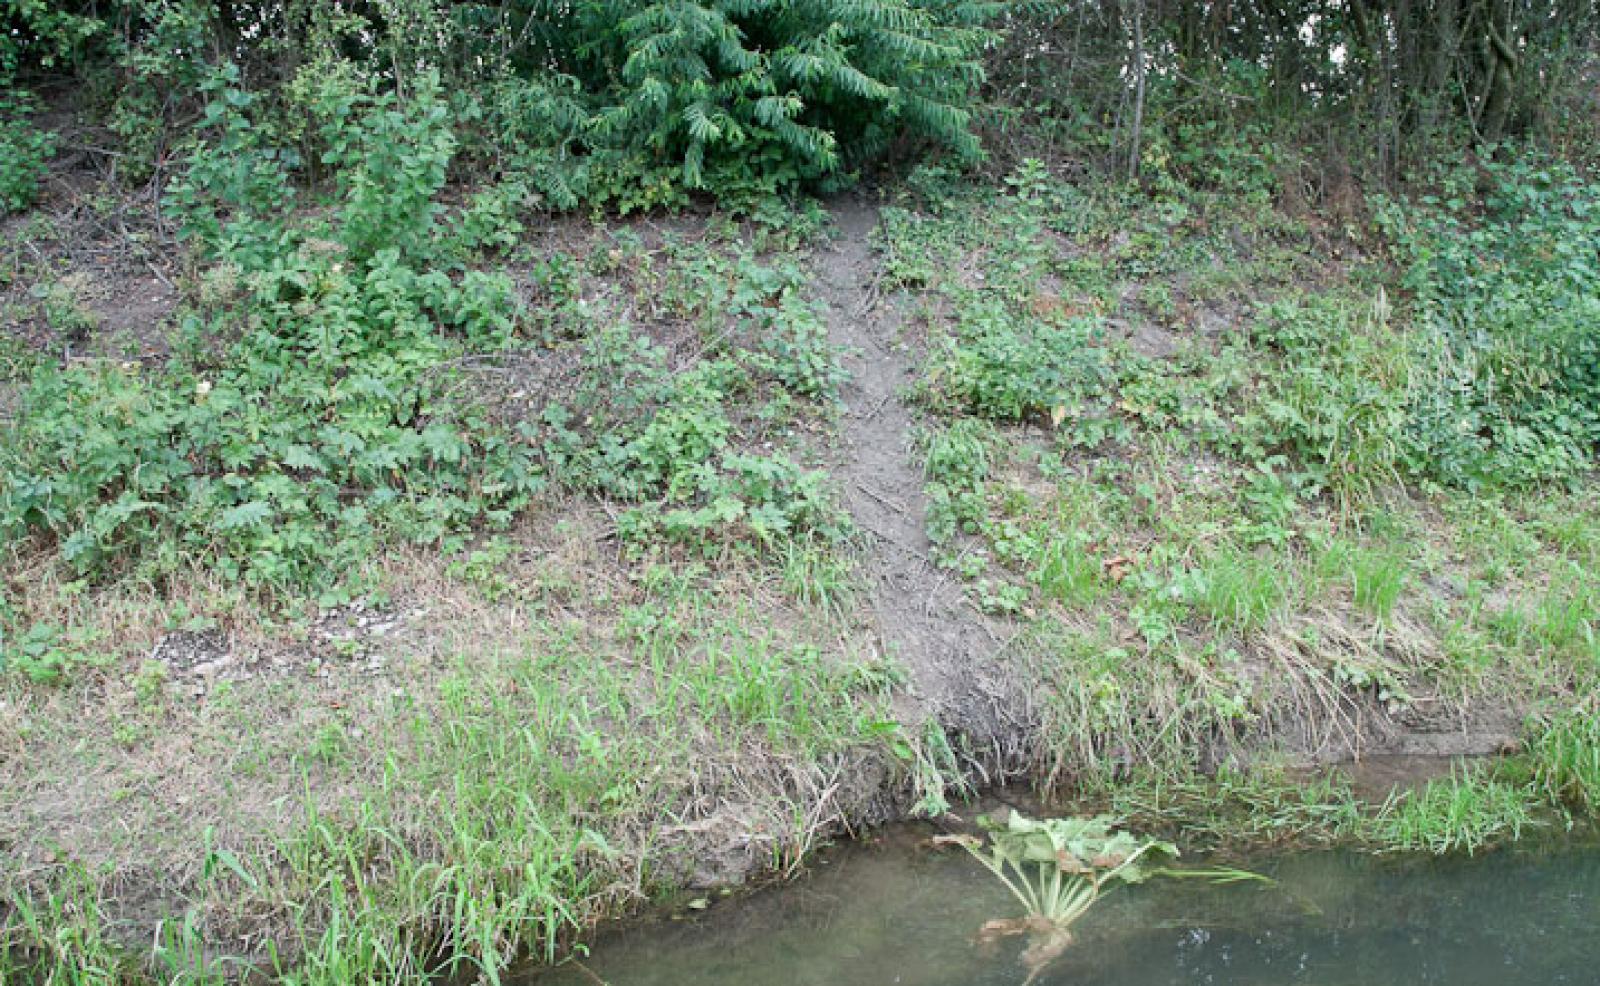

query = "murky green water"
[528,826,1600,986]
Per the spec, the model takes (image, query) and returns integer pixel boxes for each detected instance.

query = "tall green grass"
[4,610,892,985]
[1531,708,1600,811]
[1369,766,1536,855]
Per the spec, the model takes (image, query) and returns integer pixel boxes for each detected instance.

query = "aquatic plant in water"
[950,812,1260,983]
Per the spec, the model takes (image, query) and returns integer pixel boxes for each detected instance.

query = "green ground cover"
[3,1,1599,982]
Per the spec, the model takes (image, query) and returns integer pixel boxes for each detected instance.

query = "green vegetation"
[1,0,993,211]
[1531,705,1600,811]
[1368,765,1537,855]
[4,0,1600,983]
[1382,158,1600,487]
[1,561,898,985]
[0,93,54,214]
[1,47,877,979]
[885,152,1600,798]
[957,814,1177,928]
[1095,759,1561,859]
[956,814,1180,983]
[2,69,851,601]
[955,812,1263,983]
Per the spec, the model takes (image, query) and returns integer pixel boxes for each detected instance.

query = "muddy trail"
[816,201,1034,776]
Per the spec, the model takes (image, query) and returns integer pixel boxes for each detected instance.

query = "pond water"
[526,824,1600,986]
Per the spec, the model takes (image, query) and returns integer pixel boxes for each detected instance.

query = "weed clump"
[0,92,53,214]
[2,73,538,595]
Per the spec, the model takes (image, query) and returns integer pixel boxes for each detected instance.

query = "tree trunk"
[1479,0,1519,141]
[1422,0,1462,131]
[1127,0,1146,182]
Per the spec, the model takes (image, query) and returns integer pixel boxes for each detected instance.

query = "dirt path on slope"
[815,200,1033,772]
[811,200,1520,776]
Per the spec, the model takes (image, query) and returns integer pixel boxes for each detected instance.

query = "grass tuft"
[1369,765,1536,855]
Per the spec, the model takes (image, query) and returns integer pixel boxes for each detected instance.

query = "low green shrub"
[920,298,1115,422]
[0,621,108,684]
[1382,154,1600,488]
[1,71,540,595]
[0,92,55,213]
[1,65,851,602]
[1233,295,1411,503]
[920,418,998,549]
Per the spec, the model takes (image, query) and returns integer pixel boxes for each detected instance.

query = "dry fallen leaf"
[1055,849,1088,874]
[1102,554,1134,583]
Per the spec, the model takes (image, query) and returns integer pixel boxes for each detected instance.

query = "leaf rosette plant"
[950,812,1262,983]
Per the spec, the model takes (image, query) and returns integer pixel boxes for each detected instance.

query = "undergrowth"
[1,565,900,985]
[0,68,852,633]
[887,149,1600,808]
[1380,156,1600,488]
[3,8,1600,982]
[0,91,53,214]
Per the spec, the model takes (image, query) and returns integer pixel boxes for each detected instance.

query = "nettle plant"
[1,68,539,594]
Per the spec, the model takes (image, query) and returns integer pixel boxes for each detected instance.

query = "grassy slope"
[2,163,1599,982]
[0,214,915,983]
[878,168,1599,821]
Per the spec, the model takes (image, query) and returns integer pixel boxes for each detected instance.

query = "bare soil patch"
[815,200,1036,774]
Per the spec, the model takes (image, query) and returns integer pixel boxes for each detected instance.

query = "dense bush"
[0,93,55,213]
[4,0,994,206]
[922,297,1115,422]
[0,1,103,83]
[1384,156,1600,488]
[519,0,993,192]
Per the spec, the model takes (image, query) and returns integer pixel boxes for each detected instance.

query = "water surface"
[528,826,1600,985]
